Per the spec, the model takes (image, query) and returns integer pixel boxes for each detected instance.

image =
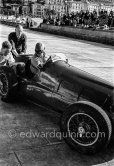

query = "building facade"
[99,1,114,13]
[68,0,114,14]
[45,0,66,16]
[68,0,88,13]
[44,0,114,17]
[0,0,113,17]
[86,1,99,13]
[31,2,45,17]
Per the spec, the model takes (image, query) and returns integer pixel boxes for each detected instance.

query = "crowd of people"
[43,10,114,30]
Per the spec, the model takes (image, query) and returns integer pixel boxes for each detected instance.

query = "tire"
[0,66,18,102]
[60,101,112,154]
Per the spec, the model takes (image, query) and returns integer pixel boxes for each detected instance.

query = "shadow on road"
[0,98,114,166]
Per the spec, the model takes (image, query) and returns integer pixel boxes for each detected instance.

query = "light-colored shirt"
[30,53,49,74]
[30,53,68,75]
[0,53,4,64]
[0,52,15,66]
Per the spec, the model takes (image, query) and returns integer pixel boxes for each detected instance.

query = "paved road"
[0,100,114,166]
[0,24,114,166]
[0,24,114,83]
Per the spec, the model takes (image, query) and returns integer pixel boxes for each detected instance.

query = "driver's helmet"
[35,42,45,53]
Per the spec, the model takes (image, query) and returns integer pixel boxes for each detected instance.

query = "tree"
[50,9,56,15]
[44,8,50,17]
[44,8,56,18]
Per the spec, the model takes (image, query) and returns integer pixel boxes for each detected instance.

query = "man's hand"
[20,52,25,55]
[38,64,43,69]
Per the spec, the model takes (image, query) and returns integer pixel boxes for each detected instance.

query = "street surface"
[0,24,114,83]
[0,24,114,166]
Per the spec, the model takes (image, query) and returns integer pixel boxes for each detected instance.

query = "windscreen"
[50,53,68,63]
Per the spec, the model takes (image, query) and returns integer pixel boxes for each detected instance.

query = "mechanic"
[25,42,49,78]
[8,24,27,57]
[0,41,15,66]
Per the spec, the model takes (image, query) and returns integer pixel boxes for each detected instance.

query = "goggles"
[35,49,44,54]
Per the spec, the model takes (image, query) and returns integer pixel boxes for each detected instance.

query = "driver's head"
[35,42,45,58]
[1,41,12,56]
[15,24,23,38]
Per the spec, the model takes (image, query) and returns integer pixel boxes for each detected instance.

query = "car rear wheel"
[0,66,18,102]
[60,101,112,154]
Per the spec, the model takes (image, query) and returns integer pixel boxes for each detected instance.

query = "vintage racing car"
[0,53,114,154]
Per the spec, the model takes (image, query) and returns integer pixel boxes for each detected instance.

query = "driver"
[30,42,49,75]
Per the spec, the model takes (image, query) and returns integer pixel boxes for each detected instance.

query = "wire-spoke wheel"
[0,66,18,102]
[61,101,112,154]
[0,73,8,96]
[67,112,99,147]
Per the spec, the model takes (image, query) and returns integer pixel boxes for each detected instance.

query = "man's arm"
[21,34,27,53]
[0,57,6,66]
[8,33,15,50]
[8,33,18,57]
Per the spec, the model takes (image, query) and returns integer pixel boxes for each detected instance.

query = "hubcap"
[0,73,8,96]
[67,113,99,146]
[78,126,85,137]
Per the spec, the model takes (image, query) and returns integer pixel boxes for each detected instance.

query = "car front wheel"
[0,66,18,102]
[60,101,112,154]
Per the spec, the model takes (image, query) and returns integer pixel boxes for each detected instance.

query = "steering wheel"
[40,56,52,71]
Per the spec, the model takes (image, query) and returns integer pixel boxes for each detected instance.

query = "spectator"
[43,9,114,29]
[30,21,33,27]
[26,18,29,28]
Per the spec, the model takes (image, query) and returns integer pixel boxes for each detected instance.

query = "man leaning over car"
[8,24,27,58]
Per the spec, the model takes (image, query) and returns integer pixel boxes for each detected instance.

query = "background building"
[0,0,114,17]
[68,0,88,13]
[31,2,44,17]
[45,0,66,17]
[67,0,114,14]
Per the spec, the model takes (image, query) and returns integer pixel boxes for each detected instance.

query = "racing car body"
[0,54,114,154]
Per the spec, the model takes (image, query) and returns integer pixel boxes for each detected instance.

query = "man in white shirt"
[0,41,15,66]
[28,42,67,78]
[30,42,49,75]
[25,42,49,79]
